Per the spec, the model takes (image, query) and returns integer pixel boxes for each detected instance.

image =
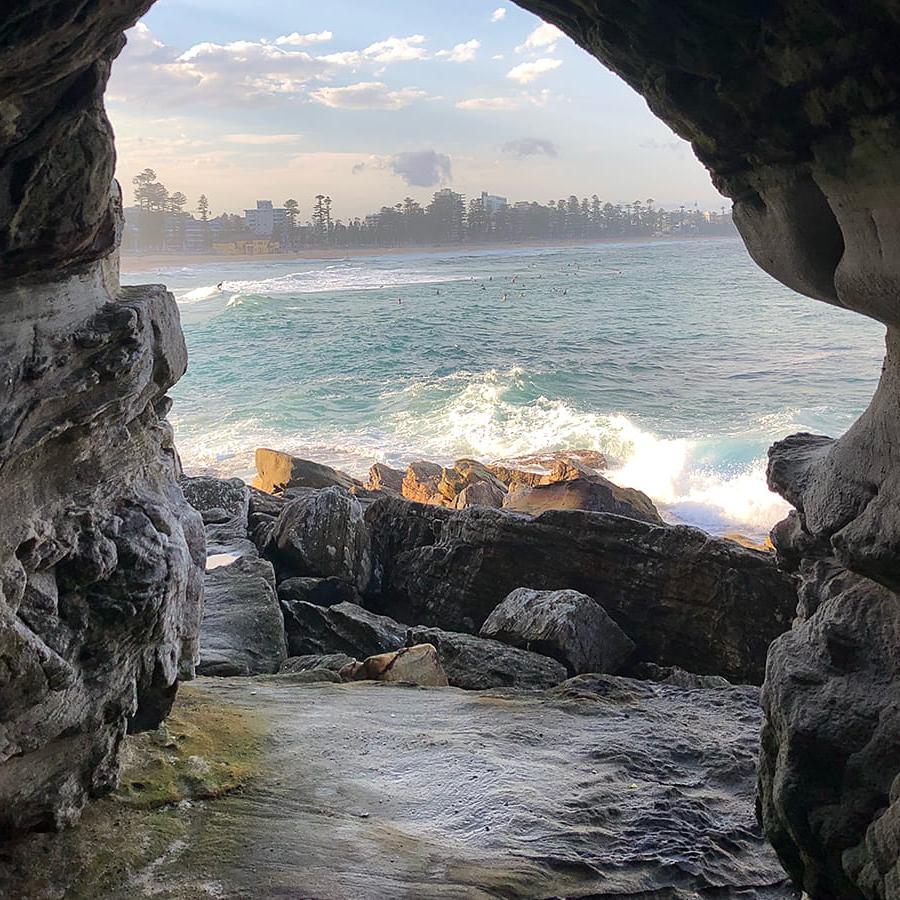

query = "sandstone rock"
[365,462,405,494]
[484,463,546,490]
[451,480,505,509]
[341,644,448,686]
[269,487,371,592]
[480,588,635,676]
[379,505,794,683]
[401,460,444,505]
[253,449,360,495]
[502,476,663,524]
[723,532,775,552]
[197,554,286,677]
[438,459,507,504]
[280,653,356,674]
[280,600,406,660]
[539,457,604,484]
[406,625,567,690]
[276,576,357,607]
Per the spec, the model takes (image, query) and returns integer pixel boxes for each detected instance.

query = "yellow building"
[212,238,278,255]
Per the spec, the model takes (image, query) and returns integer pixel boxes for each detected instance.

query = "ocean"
[123,236,885,540]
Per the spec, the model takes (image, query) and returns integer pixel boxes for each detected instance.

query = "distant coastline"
[120,232,739,274]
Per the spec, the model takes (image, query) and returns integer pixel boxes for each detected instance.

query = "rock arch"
[1,2,898,896]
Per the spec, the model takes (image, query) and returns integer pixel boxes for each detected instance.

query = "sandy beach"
[120,233,736,274]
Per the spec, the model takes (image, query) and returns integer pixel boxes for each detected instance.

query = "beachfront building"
[244,200,287,237]
[212,237,279,255]
[481,191,508,215]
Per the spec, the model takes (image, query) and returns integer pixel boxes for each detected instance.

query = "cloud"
[506,57,561,83]
[456,89,553,110]
[515,23,564,53]
[353,150,452,187]
[437,39,480,63]
[224,133,304,144]
[309,81,427,109]
[492,53,505,60]
[274,31,333,47]
[491,7,507,22]
[501,137,558,158]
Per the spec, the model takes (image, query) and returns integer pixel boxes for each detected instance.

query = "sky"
[108,0,727,220]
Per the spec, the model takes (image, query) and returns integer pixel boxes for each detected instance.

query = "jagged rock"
[341,644,449,686]
[632,662,732,690]
[480,588,635,676]
[276,668,342,684]
[401,460,444,505]
[406,625,567,690]
[438,459,507,504]
[502,476,663,524]
[181,475,250,549]
[247,486,285,551]
[364,496,452,604]
[0,275,205,834]
[252,449,360,494]
[276,576,357,607]
[280,600,406,659]
[380,505,795,683]
[280,653,356,674]
[484,463,546,490]
[451,480,505,509]
[197,554,286,677]
[365,462,404,494]
[269,487,371,592]
[540,457,604,484]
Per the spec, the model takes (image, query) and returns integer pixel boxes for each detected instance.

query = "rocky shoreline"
[187,446,795,689]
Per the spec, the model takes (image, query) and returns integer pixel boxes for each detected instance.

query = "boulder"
[480,588,635,676]
[451,480,505,509]
[401,460,445,505]
[540,457,603,484]
[380,505,795,683]
[198,554,287,677]
[484,463,546,490]
[181,475,250,546]
[406,625,567,690]
[276,576,357,607]
[276,668,342,684]
[247,486,286,552]
[502,476,663,524]
[365,463,405,495]
[253,448,360,494]
[341,644,449,686]
[280,653,356,674]
[364,496,453,604]
[269,487,371,592]
[438,459,507,504]
[280,600,407,659]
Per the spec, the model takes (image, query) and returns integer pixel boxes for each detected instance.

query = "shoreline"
[120,233,738,274]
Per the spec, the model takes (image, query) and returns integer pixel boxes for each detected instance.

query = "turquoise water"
[124,237,885,538]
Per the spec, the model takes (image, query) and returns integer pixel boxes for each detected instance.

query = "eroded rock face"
[0,3,201,836]
[0,273,204,833]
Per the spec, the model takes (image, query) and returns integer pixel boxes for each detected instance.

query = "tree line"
[125,167,734,253]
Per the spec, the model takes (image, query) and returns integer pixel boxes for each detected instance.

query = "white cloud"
[309,81,427,109]
[515,23,564,54]
[456,89,553,110]
[437,39,480,63]
[274,31,333,47]
[492,53,505,60]
[362,35,428,63]
[491,7,507,22]
[224,133,304,144]
[507,57,561,84]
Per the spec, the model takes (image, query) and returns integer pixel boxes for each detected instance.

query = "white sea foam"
[174,366,792,538]
[178,265,466,301]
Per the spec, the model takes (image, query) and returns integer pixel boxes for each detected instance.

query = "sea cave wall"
[515,1,900,896]
[0,1,899,897]
[0,2,204,834]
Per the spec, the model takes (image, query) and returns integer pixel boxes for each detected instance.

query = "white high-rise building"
[244,200,287,236]
[481,191,508,214]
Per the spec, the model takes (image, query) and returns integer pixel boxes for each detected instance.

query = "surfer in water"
[216,282,224,291]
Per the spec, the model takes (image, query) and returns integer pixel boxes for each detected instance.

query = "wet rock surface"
[0,677,797,899]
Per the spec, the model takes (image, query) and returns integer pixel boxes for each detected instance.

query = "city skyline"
[108,0,726,219]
